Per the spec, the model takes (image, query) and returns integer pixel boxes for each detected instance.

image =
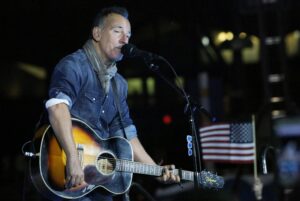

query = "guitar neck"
[116,159,195,181]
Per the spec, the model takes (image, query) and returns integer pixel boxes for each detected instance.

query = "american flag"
[199,122,255,164]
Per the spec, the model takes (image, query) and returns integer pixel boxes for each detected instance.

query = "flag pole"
[252,114,263,200]
[252,114,258,180]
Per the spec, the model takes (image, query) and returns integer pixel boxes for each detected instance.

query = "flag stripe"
[201,134,230,139]
[203,159,254,164]
[200,130,230,137]
[199,124,230,132]
[200,136,230,142]
[203,155,255,161]
[202,149,255,154]
[201,143,254,148]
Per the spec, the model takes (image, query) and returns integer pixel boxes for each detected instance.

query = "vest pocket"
[84,92,97,103]
[73,92,102,126]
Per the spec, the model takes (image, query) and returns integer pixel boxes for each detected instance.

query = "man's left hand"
[158,164,181,184]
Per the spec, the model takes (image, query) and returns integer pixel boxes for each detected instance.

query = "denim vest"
[48,49,137,140]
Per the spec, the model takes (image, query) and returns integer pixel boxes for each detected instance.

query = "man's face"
[97,13,131,63]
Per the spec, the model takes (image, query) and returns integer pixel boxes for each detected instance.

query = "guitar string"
[96,156,205,175]
[95,156,179,177]
[96,157,199,178]
[96,156,164,170]
[80,156,221,187]
[95,157,220,186]
[92,157,221,186]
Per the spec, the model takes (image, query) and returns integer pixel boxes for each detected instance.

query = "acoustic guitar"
[29,118,224,200]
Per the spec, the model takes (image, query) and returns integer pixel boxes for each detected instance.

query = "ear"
[92,27,102,41]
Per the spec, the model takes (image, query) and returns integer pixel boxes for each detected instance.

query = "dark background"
[1,0,300,200]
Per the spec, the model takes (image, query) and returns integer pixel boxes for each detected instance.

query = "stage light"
[162,114,172,125]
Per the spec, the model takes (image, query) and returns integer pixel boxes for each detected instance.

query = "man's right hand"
[65,155,84,188]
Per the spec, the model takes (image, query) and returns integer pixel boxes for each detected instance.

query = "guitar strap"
[111,78,131,201]
[111,78,127,139]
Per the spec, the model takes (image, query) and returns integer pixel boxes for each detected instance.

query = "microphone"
[121,43,162,61]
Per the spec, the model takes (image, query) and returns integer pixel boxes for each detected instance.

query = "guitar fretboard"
[116,159,195,182]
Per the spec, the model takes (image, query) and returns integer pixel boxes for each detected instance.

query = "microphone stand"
[143,58,214,190]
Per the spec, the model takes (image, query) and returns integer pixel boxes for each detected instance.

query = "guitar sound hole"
[97,152,116,175]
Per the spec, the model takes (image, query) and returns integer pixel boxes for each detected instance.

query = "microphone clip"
[143,58,160,71]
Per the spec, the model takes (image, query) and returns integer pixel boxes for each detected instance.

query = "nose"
[120,33,129,44]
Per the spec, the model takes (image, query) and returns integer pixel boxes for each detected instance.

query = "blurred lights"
[201,36,210,46]
[162,114,172,125]
[268,74,284,83]
[18,62,47,80]
[241,35,260,64]
[265,36,281,45]
[272,110,286,119]
[127,78,143,95]
[270,97,284,103]
[239,32,247,39]
[146,77,155,96]
[285,30,300,57]
[217,31,234,43]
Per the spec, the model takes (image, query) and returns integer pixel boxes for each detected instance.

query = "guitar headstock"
[198,170,224,189]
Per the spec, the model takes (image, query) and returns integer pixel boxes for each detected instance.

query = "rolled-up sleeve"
[45,96,70,109]
[114,125,137,140]
[48,57,82,107]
